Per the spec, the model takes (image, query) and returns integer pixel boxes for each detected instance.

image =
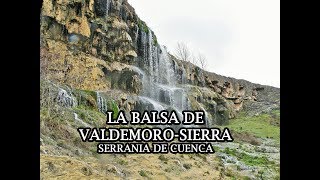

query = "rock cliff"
[40,1,280,179]
[41,0,279,126]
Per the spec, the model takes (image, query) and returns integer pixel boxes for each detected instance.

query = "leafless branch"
[197,53,207,70]
[175,42,191,62]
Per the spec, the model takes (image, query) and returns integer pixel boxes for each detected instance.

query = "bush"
[107,100,119,119]
[138,170,147,177]
[137,19,149,33]
[117,159,128,165]
[239,153,269,166]
[158,155,168,162]
[183,163,192,170]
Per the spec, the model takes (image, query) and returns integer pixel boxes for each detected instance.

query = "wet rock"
[125,50,137,58]
[94,0,111,17]
[56,88,77,108]
[68,34,80,43]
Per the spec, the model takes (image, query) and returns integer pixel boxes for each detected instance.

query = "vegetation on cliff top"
[137,19,149,33]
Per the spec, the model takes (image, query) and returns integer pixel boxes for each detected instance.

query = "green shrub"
[112,101,119,119]
[183,163,192,170]
[239,153,269,166]
[223,147,273,166]
[117,159,128,165]
[223,147,237,156]
[107,100,119,119]
[158,155,168,162]
[138,170,147,177]
[137,19,149,33]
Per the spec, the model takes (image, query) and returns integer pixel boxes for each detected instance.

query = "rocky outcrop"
[41,0,142,62]
[40,0,279,125]
[172,58,280,118]
[40,39,109,90]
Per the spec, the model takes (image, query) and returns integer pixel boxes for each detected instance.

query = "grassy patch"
[222,111,280,143]
[212,145,221,152]
[138,170,147,177]
[223,147,273,167]
[223,147,237,156]
[239,153,271,166]
[73,106,105,125]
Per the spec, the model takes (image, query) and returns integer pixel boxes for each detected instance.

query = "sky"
[128,0,280,88]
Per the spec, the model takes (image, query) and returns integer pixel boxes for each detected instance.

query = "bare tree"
[191,52,198,66]
[175,42,208,71]
[197,53,207,70]
[175,42,191,62]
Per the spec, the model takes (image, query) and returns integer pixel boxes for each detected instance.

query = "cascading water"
[213,102,217,124]
[134,28,192,127]
[105,0,111,16]
[135,25,139,44]
[138,96,165,111]
[57,88,77,108]
[201,107,211,128]
[97,92,107,114]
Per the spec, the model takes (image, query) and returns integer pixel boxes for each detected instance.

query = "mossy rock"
[137,19,149,33]
[107,100,119,119]
[74,89,97,110]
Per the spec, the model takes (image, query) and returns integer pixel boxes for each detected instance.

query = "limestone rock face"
[94,0,111,17]
[41,0,138,63]
[41,40,109,91]
[40,0,279,125]
[42,0,91,37]
[171,58,279,119]
[41,0,142,92]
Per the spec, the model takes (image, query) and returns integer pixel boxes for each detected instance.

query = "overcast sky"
[128,0,280,88]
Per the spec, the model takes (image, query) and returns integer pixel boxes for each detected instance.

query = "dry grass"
[40,152,224,179]
[232,131,261,146]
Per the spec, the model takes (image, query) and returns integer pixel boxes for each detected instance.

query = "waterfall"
[57,88,77,108]
[106,0,111,16]
[97,92,107,114]
[131,66,145,77]
[159,46,176,85]
[133,27,195,128]
[213,103,217,124]
[181,66,188,84]
[138,96,165,111]
[135,25,139,44]
[201,107,210,128]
